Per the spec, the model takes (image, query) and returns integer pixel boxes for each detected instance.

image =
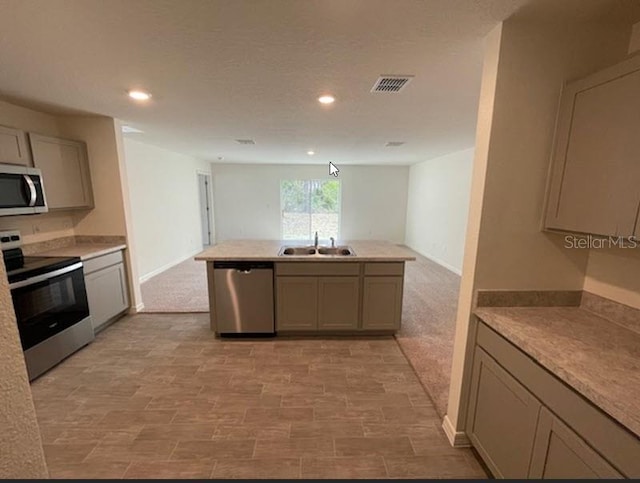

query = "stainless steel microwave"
[0,163,48,216]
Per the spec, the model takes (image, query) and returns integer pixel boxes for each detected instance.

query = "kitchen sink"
[317,246,355,256]
[278,245,356,256]
[279,246,317,255]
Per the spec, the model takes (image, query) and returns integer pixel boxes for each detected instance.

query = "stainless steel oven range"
[1,231,93,380]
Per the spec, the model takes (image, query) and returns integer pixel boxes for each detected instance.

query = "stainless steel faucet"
[314,231,319,248]
[330,237,335,248]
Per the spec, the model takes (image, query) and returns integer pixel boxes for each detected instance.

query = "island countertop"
[195,240,416,262]
[475,306,640,438]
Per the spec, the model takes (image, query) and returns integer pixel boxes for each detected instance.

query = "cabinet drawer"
[364,262,404,276]
[276,262,360,276]
[83,250,124,275]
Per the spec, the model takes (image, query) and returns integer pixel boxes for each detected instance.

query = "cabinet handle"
[23,175,36,207]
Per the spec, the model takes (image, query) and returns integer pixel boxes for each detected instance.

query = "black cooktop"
[7,256,82,285]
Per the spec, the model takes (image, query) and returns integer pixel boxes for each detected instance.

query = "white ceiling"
[0,0,530,165]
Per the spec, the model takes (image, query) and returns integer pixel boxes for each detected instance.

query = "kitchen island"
[195,240,415,335]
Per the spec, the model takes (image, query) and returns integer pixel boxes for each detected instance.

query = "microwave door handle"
[23,175,37,207]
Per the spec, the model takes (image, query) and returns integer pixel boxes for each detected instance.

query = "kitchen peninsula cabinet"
[544,54,640,237]
[0,125,31,165]
[196,240,416,335]
[29,133,94,210]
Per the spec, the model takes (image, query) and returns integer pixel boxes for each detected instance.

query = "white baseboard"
[406,245,462,275]
[139,249,202,283]
[131,302,145,313]
[442,414,471,447]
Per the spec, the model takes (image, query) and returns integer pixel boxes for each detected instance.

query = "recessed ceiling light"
[318,95,335,104]
[307,150,315,156]
[128,90,152,101]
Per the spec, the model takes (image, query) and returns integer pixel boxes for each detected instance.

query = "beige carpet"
[140,250,460,418]
[141,258,209,313]
[395,250,461,418]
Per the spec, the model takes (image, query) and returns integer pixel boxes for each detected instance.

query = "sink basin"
[317,246,356,256]
[279,246,317,256]
[277,245,356,256]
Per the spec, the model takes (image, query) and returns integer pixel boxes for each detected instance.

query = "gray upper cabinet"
[28,133,94,210]
[530,407,623,479]
[545,55,640,237]
[0,125,31,166]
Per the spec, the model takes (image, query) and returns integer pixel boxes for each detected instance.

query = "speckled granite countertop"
[36,243,126,261]
[475,306,640,438]
[195,240,416,262]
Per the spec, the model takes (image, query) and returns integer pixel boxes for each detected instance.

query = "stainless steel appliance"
[1,231,93,380]
[213,261,275,335]
[0,163,48,216]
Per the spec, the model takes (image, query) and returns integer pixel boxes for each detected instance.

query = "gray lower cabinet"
[275,262,405,332]
[84,251,129,333]
[466,347,541,478]
[530,407,622,479]
[362,276,403,330]
[317,276,359,330]
[0,125,31,165]
[276,276,318,330]
[29,133,94,210]
[468,321,640,479]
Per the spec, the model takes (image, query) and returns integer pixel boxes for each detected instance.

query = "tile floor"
[31,313,486,479]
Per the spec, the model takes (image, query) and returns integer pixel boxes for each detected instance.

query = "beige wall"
[124,138,211,280]
[405,148,474,274]
[445,2,634,441]
[0,258,48,478]
[212,163,409,243]
[58,116,128,236]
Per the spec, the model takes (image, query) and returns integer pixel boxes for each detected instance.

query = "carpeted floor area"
[141,258,209,313]
[395,251,461,418]
[139,249,461,418]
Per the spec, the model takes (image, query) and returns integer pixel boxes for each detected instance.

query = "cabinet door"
[85,263,129,332]
[545,56,640,237]
[317,276,359,330]
[29,133,94,210]
[276,277,318,331]
[466,347,541,478]
[362,276,402,330]
[0,125,31,165]
[530,407,623,479]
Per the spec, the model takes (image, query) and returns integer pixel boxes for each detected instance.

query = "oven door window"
[11,267,90,350]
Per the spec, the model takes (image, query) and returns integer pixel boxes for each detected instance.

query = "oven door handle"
[23,175,37,207]
[9,262,83,290]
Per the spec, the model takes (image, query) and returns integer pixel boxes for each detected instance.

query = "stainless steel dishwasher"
[213,261,275,335]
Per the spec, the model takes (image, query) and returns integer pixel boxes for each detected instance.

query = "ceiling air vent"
[385,141,405,147]
[235,139,256,145]
[371,75,414,93]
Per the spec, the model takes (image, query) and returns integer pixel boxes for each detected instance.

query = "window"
[281,179,340,241]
